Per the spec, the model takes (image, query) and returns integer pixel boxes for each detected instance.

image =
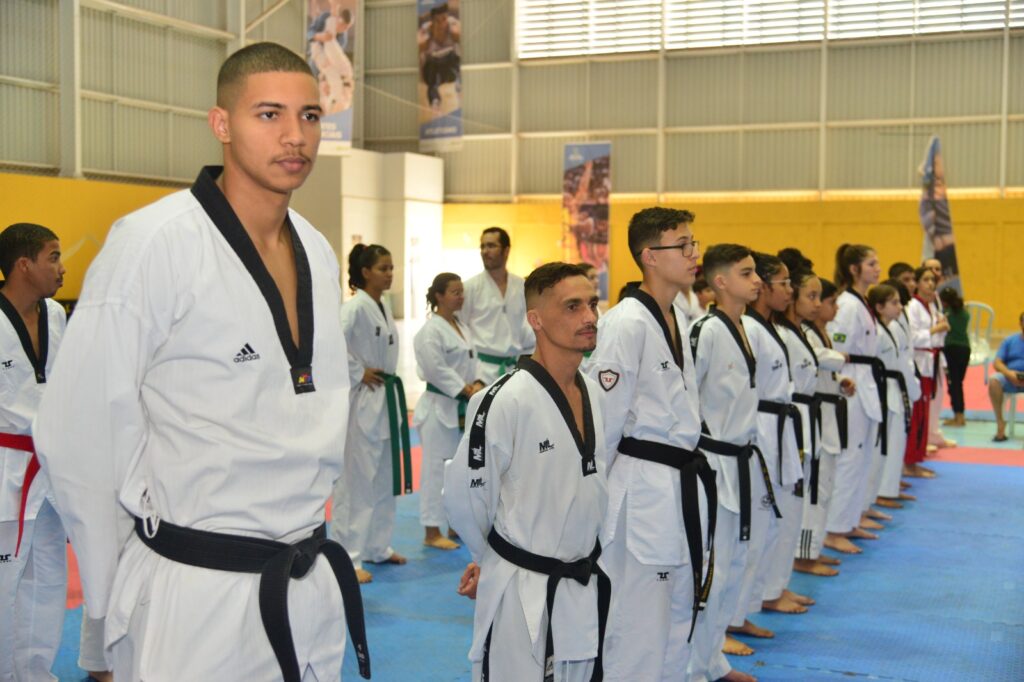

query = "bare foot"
[859,518,884,531]
[383,552,407,564]
[728,619,775,638]
[720,669,758,682]
[866,508,893,521]
[875,497,903,509]
[723,635,755,656]
[819,554,841,566]
[898,492,917,501]
[900,480,912,489]
[424,536,460,550]
[356,568,373,584]
[824,533,862,554]
[849,527,878,540]
[906,464,936,478]
[88,673,113,682]
[784,588,814,605]
[793,558,839,576]
[762,596,808,614]
[448,528,460,540]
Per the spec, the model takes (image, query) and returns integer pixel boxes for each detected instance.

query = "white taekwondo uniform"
[461,271,532,383]
[586,286,714,682]
[444,357,609,682]
[33,167,369,682]
[687,309,777,682]
[875,318,916,500]
[798,323,848,560]
[825,290,882,535]
[0,295,66,681]
[332,287,405,569]
[412,313,481,528]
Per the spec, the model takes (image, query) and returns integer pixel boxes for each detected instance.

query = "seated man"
[989,311,1024,441]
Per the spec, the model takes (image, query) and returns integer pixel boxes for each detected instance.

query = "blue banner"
[918,136,961,294]
[563,142,611,300]
[307,0,355,152]
[417,0,462,152]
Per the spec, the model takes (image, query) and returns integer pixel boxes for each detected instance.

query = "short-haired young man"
[0,222,67,681]
[35,43,369,680]
[445,262,609,681]
[688,244,767,682]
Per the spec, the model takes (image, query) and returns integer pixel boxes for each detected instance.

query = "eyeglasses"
[638,241,699,258]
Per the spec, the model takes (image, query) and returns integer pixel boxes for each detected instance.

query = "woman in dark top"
[939,287,971,426]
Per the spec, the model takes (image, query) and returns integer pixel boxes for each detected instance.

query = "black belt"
[916,348,941,399]
[757,399,805,481]
[134,517,370,681]
[817,393,849,450]
[484,528,610,682]
[883,369,912,437]
[618,436,717,641]
[697,434,780,542]
[792,393,823,504]
[847,354,889,455]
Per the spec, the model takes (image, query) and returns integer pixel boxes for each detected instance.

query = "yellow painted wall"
[445,197,1024,332]
[0,173,177,298]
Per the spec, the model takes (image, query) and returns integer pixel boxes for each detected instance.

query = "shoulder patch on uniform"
[598,369,620,391]
[832,332,847,343]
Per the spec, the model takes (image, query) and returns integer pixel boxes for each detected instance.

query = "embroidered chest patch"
[598,369,620,391]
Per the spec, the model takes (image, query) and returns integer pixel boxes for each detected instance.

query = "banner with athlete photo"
[306,0,356,153]
[417,0,462,152]
[918,136,961,294]
[563,142,611,300]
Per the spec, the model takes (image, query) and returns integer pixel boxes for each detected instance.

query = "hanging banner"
[307,0,356,153]
[562,142,611,301]
[417,0,462,152]
[918,136,961,294]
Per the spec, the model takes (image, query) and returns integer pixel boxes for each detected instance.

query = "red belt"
[0,433,39,557]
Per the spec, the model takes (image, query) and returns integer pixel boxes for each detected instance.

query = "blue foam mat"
[54,460,1024,681]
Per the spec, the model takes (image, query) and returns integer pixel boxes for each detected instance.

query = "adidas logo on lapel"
[233,343,260,363]
[598,369,620,391]
[538,439,555,453]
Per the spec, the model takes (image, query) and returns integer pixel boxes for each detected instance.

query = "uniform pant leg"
[13,499,66,681]
[826,401,872,534]
[798,451,835,561]
[877,411,908,499]
[761,486,803,602]
[729,467,776,625]
[79,603,110,673]
[687,504,743,682]
[365,436,397,563]
[418,417,460,528]
[331,424,385,569]
[927,372,946,445]
[861,438,885,512]
[0,518,32,682]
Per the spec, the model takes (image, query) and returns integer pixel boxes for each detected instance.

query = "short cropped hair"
[888,262,914,279]
[217,42,313,108]
[481,226,510,249]
[0,223,59,278]
[524,262,587,307]
[702,243,752,288]
[627,207,694,268]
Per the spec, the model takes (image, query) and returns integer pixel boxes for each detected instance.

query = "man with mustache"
[445,262,609,681]
[0,222,67,681]
[34,43,369,681]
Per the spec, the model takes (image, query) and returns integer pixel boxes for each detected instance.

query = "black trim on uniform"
[777,316,819,371]
[690,306,756,388]
[517,356,597,477]
[0,294,48,384]
[467,371,517,470]
[622,283,684,370]
[191,166,316,395]
[744,308,792,381]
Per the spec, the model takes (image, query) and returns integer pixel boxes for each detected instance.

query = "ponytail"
[348,243,390,291]
[426,272,461,311]
[834,243,873,290]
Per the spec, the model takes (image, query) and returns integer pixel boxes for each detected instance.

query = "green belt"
[425,383,469,431]
[477,352,517,376]
[381,373,413,496]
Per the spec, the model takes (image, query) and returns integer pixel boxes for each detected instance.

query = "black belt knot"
[697,434,781,543]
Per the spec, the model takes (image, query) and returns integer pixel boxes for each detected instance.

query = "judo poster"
[417,0,462,152]
[307,0,355,153]
[563,142,611,300]
[918,136,961,294]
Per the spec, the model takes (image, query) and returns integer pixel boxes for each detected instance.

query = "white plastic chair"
[965,301,994,372]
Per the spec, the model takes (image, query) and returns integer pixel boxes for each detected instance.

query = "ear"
[640,247,656,269]
[526,308,542,332]
[208,107,231,144]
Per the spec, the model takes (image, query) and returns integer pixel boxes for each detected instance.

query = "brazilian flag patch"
[833,332,847,343]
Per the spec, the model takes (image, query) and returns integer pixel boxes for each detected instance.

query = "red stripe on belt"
[0,433,39,557]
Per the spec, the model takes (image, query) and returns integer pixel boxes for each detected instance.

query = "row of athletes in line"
[383,207,945,681]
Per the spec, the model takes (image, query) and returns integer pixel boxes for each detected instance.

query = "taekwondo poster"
[307,0,355,153]
[918,136,961,294]
[417,0,463,152]
[563,142,611,300]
